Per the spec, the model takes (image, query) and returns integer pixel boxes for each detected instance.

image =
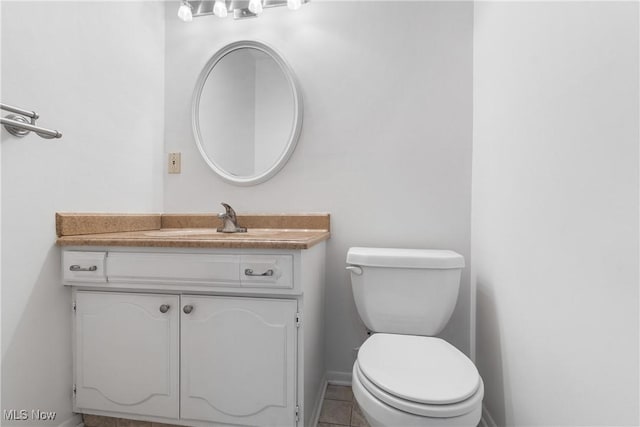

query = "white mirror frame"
[192,40,303,186]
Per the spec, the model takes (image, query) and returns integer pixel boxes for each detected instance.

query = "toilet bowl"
[351,334,483,427]
[346,247,484,427]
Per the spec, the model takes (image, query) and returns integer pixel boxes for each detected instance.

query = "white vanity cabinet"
[64,244,326,427]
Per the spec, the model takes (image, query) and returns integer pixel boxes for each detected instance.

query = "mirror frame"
[192,40,303,186]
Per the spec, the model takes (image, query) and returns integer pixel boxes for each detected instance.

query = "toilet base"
[352,363,482,427]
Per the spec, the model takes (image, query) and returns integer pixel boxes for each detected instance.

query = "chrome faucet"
[217,203,247,233]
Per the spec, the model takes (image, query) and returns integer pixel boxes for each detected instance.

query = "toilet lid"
[354,361,484,418]
[358,334,480,405]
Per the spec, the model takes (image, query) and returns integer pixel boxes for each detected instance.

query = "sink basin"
[143,229,220,237]
[142,228,285,238]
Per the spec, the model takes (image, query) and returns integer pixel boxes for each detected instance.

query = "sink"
[143,229,219,237]
[142,229,285,238]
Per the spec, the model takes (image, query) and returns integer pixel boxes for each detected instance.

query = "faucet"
[217,203,247,233]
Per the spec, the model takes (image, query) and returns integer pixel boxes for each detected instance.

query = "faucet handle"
[221,202,235,217]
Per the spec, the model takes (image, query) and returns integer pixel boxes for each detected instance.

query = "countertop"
[56,213,330,250]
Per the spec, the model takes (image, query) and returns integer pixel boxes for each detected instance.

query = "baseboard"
[57,413,83,427]
[310,375,327,427]
[326,370,352,386]
[480,404,497,427]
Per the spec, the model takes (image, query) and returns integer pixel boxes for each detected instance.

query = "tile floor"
[83,384,369,427]
[318,385,370,427]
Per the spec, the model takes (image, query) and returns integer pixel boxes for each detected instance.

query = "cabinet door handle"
[183,305,194,314]
[159,304,170,314]
[69,265,97,272]
[244,268,274,277]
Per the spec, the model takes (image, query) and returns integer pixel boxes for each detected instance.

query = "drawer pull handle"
[183,305,194,314]
[159,304,170,314]
[244,268,274,277]
[69,265,97,272]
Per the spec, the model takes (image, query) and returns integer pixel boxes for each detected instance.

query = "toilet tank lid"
[346,247,464,269]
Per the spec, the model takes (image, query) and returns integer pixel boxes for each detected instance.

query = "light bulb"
[213,0,227,18]
[287,0,302,10]
[248,0,263,15]
[177,1,193,21]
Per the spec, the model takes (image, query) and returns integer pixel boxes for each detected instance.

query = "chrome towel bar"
[0,102,62,139]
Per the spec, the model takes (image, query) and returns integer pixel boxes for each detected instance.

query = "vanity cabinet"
[64,245,326,427]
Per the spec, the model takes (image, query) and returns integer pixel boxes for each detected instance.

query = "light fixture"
[177,0,308,21]
[213,0,228,18]
[177,0,193,21]
[287,0,301,11]
[248,0,264,15]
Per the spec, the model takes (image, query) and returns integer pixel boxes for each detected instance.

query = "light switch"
[168,152,181,174]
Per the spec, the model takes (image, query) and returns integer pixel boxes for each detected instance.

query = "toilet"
[346,247,483,427]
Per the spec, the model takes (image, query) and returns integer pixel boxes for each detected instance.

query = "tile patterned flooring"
[318,385,370,427]
[83,384,368,427]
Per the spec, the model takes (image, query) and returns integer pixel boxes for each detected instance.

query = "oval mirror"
[192,41,303,186]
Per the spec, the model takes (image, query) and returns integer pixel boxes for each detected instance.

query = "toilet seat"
[354,361,484,418]
[355,334,483,418]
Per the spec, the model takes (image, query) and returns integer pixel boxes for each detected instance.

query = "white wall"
[1,2,165,424]
[164,1,474,374]
[0,1,3,416]
[473,3,639,426]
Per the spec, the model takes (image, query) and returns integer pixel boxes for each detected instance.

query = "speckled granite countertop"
[56,213,330,250]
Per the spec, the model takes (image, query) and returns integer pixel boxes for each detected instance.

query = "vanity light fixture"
[177,0,194,21]
[248,0,264,15]
[213,0,228,18]
[287,0,302,10]
[177,0,308,22]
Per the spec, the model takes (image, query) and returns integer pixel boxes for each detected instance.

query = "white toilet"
[346,247,483,427]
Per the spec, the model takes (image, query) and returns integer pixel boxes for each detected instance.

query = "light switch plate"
[168,153,181,174]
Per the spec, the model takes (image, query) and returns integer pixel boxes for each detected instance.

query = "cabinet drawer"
[63,251,107,283]
[107,253,240,285]
[240,255,293,288]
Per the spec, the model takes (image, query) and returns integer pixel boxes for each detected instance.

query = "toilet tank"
[347,247,464,336]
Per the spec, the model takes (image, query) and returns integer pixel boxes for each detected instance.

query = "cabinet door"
[181,296,297,426]
[74,291,179,418]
